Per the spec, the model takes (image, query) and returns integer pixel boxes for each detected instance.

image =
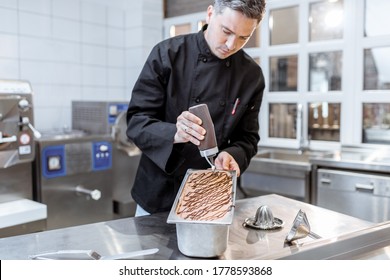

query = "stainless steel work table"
[310,146,390,173]
[0,194,386,260]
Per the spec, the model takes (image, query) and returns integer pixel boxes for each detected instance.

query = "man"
[126,0,266,215]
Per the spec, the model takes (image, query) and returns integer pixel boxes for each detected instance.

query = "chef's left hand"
[214,151,241,177]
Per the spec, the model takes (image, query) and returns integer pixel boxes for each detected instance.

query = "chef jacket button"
[195,98,200,103]
[219,100,225,106]
[202,58,207,62]
[226,60,230,67]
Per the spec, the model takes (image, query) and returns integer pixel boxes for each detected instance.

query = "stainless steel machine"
[312,146,390,223]
[0,79,47,237]
[33,132,115,230]
[317,168,390,223]
[72,101,141,218]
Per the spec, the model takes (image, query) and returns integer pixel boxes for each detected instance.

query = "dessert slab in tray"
[167,169,237,225]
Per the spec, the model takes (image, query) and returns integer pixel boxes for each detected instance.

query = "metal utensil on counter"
[285,209,321,243]
[243,205,284,230]
[29,248,159,260]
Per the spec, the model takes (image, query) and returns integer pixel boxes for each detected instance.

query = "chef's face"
[204,5,258,59]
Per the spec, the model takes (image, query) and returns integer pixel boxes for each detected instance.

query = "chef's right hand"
[174,111,206,145]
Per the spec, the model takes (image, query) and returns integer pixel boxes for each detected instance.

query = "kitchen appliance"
[33,132,114,230]
[0,79,46,237]
[72,100,141,217]
[317,168,390,223]
[72,100,128,135]
[189,104,218,169]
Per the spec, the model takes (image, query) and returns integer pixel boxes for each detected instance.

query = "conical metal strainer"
[285,209,321,243]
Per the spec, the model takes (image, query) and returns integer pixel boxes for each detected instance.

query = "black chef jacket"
[126,25,265,214]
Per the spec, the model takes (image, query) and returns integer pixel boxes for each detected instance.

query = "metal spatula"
[29,248,159,260]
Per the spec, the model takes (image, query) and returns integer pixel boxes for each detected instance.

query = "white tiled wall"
[0,0,163,131]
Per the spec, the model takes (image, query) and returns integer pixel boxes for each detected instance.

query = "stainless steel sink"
[310,145,390,173]
[241,148,333,202]
[255,149,330,163]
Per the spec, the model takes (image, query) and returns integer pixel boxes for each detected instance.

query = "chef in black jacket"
[126,0,266,215]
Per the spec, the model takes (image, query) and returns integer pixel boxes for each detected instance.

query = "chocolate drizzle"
[176,170,234,221]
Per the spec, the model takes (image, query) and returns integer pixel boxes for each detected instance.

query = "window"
[269,6,299,45]
[309,0,344,42]
[309,51,342,92]
[364,47,390,90]
[163,0,390,148]
[309,102,341,142]
[263,1,346,145]
[360,0,390,145]
[364,0,390,37]
[363,103,390,144]
[269,55,298,92]
[269,103,297,139]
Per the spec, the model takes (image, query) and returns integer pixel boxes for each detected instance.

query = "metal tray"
[167,169,237,258]
[167,169,237,225]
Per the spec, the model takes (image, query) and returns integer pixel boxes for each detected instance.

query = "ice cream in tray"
[167,169,237,258]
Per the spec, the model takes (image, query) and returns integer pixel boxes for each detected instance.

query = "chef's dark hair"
[213,0,266,23]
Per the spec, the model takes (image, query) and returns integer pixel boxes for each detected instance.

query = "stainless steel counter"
[310,146,390,173]
[1,194,385,260]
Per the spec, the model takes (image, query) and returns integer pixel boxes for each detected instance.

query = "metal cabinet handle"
[355,183,374,192]
[75,185,102,200]
[320,178,331,184]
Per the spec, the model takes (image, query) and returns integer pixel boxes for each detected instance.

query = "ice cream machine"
[0,79,46,237]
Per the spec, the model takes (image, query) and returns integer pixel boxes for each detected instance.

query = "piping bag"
[189,104,218,170]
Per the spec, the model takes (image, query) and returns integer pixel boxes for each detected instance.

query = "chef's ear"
[206,5,214,24]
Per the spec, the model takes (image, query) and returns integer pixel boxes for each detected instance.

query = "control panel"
[93,141,112,171]
[42,141,112,179]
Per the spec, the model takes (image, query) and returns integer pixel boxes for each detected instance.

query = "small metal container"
[167,169,236,258]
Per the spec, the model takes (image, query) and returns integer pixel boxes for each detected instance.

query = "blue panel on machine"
[42,145,66,178]
[92,141,112,171]
[107,103,128,125]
